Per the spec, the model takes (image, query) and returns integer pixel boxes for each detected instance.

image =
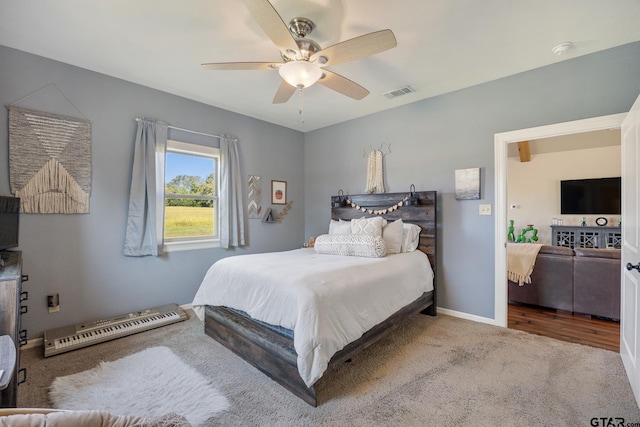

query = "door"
[621,93,640,406]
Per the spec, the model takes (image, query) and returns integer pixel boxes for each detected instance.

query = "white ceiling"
[2,0,640,132]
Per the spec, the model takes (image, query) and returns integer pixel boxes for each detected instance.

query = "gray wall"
[304,41,640,320]
[2,41,639,339]
[0,45,305,338]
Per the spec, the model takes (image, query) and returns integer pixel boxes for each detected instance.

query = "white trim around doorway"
[493,113,627,327]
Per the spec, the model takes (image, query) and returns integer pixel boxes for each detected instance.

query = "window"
[163,140,220,251]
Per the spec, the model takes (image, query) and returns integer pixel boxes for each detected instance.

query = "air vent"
[382,85,415,99]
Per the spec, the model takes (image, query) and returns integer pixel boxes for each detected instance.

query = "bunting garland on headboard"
[8,106,92,214]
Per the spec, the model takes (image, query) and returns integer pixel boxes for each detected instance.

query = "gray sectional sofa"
[508,245,621,320]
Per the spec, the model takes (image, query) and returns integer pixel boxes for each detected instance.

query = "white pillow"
[328,219,352,235]
[382,219,404,254]
[314,234,387,258]
[350,216,384,237]
[401,223,422,252]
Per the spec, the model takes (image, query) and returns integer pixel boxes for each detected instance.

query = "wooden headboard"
[330,190,437,303]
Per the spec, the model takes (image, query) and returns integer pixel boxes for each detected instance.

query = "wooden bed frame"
[203,191,437,406]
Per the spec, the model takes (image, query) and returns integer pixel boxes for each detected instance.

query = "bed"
[191,191,437,406]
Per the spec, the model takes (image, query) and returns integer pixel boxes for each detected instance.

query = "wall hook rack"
[362,143,391,158]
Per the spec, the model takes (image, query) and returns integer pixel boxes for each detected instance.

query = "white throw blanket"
[507,243,543,286]
[192,248,434,387]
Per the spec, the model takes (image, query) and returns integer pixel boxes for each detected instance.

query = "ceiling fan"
[201,0,397,105]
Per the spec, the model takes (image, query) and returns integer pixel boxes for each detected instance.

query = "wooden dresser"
[0,251,28,408]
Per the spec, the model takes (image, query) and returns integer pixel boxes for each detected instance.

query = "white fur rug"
[49,346,229,426]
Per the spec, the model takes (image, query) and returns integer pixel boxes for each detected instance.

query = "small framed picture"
[271,180,287,204]
[455,167,481,200]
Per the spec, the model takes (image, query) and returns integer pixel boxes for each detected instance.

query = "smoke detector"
[552,42,573,56]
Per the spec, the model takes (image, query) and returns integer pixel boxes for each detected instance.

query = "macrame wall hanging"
[364,143,390,194]
[8,102,92,214]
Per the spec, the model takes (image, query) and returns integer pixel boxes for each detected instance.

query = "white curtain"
[219,135,245,248]
[123,119,167,256]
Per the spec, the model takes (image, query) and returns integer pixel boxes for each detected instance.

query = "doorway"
[505,131,621,350]
[493,113,627,328]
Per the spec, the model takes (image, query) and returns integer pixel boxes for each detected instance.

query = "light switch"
[479,204,492,215]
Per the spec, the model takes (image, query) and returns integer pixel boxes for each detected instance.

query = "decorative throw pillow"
[350,216,384,237]
[328,219,352,235]
[382,219,404,254]
[401,223,422,252]
[314,234,387,258]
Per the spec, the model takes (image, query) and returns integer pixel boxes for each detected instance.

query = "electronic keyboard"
[43,303,187,357]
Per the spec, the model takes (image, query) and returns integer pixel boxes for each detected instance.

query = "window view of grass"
[164,206,215,238]
[164,148,217,240]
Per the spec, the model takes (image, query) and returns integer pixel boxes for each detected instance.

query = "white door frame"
[493,113,627,327]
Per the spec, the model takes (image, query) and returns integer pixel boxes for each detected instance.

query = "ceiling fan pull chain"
[298,84,304,124]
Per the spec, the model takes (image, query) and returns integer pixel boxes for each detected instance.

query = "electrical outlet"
[479,204,492,215]
[48,294,60,313]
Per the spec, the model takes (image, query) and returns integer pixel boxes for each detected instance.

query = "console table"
[551,225,622,249]
[0,251,28,408]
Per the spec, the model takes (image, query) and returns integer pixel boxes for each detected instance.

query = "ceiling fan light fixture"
[279,60,322,88]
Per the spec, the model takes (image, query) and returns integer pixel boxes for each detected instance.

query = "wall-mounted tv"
[560,177,621,215]
[0,196,20,251]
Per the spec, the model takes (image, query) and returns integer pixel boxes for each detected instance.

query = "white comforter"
[191,248,434,387]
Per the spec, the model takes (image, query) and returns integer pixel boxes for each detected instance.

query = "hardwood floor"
[508,303,620,352]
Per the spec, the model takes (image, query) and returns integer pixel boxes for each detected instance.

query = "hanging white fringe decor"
[365,149,385,194]
[15,159,90,214]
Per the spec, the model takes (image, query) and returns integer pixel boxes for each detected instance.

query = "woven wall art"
[8,106,92,213]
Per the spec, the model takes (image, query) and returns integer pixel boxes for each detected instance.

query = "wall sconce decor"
[333,189,347,207]
[403,184,419,206]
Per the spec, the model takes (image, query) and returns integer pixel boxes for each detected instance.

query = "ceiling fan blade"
[311,29,397,67]
[243,0,299,55]
[201,62,279,71]
[273,80,296,104]
[318,70,369,100]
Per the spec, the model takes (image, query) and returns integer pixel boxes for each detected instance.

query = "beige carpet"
[19,310,640,426]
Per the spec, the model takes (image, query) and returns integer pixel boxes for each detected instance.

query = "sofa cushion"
[0,410,190,427]
[539,245,574,256]
[573,252,621,320]
[574,247,621,260]
[508,248,574,311]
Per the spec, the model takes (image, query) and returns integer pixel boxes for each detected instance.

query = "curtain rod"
[135,118,221,139]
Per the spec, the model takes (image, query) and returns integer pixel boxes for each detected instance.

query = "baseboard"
[22,338,43,350]
[437,307,500,326]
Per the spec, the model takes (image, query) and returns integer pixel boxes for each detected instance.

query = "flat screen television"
[560,177,621,215]
[0,196,20,251]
